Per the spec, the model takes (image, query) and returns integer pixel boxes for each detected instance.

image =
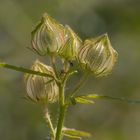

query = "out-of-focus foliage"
[0,0,140,140]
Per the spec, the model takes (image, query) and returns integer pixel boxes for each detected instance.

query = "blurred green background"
[0,0,140,140]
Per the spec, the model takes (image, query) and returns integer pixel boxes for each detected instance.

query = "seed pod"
[24,60,59,104]
[31,13,65,55]
[78,34,118,77]
[59,25,82,60]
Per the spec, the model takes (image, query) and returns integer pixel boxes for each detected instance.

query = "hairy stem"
[44,108,55,140]
[55,105,67,140]
[49,58,70,140]
[55,82,67,140]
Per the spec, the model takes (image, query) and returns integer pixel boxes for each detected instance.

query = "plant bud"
[59,25,82,60]
[24,60,59,104]
[31,13,65,55]
[78,34,118,77]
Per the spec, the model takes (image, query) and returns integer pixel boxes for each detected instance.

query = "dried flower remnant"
[59,25,82,60]
[78,34,118,77]
[31,13,65,55]
[24,60,58,104]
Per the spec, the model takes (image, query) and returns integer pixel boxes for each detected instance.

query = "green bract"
[31,13,65,55]
[24,60,58,104]
[77,34,118,77]
[59,25,82,60]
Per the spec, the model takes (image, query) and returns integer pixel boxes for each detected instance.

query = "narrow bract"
[78,34,118,77]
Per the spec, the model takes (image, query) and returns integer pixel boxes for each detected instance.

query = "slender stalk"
[55,105,67,140]
[55,61,71,140]
[49,58,70,140]
[55,83,67,140]
[69,73,90,97]
[44,108,55,140]
[50,56,59,79]
[95,95,140,104]
[0,63,54,78]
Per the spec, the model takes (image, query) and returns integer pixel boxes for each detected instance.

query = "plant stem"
[50,59,69,140]
[44,108,55,140]
[0,63,54,78]
[50,55,59,79]
[55,83,67,140]
[55,105,67,140]
[69,73,90,97]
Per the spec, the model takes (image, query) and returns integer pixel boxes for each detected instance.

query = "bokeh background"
[0,0,140,140]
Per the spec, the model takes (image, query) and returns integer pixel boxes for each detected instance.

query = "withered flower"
[25,60,58,104]
[78,34,118,77]
[31,13,65,55]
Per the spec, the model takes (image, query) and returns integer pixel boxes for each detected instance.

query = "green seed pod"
[31,13,65,55]
[59,25,82,60]
[78,34,118,77]
[24,60,59,104]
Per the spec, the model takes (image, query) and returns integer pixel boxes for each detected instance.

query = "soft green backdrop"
[0,0,140,140]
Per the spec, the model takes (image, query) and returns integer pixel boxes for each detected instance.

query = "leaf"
[70,96,94,105]
[75,97,94,104]
[99,95,140,104]
[63,133,81,139]
[62,127,91,139]
[75,94,140,104]
[80,94,100,99]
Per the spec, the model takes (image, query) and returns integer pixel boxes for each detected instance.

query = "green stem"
[44,108,55,140]
[55,105,67,140]
[55,83,67,140]
[0,63,53,78]
[69,73,90,97]
[50,56,59,79]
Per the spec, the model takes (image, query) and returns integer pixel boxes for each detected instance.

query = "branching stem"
[55,82,67,140]
[69,72,90,97]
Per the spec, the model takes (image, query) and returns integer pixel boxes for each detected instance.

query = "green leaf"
[75,97,94,104]
[80,94,100,99]
[98,95,140,104]
[63,133,81,139]
[76,94,140,104]
[62,127,91,139]
[70,96,95,105]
